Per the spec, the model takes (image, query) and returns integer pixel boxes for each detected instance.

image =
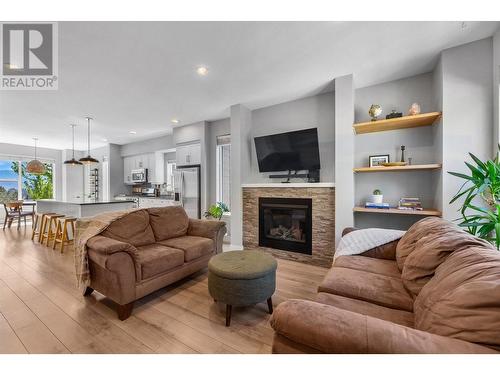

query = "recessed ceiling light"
[196,66,209,76]
[129,131,137,134]
[102,138,108,142]
[171,119,179,124]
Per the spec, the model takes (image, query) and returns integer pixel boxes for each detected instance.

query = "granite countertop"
[115,195,176,200]
[37,199,136,206]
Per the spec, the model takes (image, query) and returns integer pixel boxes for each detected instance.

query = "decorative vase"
[368,104,383,121]
[408,103,421,116]
[372,194,383,204]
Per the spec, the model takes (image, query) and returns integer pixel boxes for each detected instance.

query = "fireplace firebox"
[258,197,312,255]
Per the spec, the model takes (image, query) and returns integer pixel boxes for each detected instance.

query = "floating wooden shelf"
[353,207,442,217]
[353,164,442,173]
[353,112,441,134]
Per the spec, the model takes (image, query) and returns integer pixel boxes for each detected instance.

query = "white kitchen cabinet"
[136,154,145,169]
[147,153,156,183]
[176,143,201,166]
[123,156,133,184]
[123,153,156,184]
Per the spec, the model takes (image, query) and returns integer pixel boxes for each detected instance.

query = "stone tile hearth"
[242,186,335,267]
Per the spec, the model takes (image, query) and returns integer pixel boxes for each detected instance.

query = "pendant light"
[79,116,99,164]
[64,124,83,166]
[26,138,46,174]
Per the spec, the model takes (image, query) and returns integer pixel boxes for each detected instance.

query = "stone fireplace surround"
[242,183,335,267]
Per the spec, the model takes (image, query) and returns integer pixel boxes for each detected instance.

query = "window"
[21,161,54,200]
[0,160,20,204]
[0,159,54,204]
[216,135,231,211]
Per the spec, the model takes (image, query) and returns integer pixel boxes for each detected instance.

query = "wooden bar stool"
[40,214,65,246]
[31,212,56,241]
[52,217,76,253]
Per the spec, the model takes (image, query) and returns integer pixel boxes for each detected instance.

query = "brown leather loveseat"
[82,206,226,320]
[271,217,500,353]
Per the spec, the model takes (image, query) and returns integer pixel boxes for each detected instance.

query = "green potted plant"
[372,189,383,204]
[204,202,229,221]
[449,146,500,249]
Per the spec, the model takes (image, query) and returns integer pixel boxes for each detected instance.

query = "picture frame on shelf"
[369,154,390,167]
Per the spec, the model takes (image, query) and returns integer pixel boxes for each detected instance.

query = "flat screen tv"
[254,128,321,173]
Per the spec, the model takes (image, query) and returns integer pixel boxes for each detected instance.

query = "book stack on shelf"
[365,202,390,209]
[398,197,422,211]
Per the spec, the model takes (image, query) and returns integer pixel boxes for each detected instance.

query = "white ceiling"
[1,21,498,150]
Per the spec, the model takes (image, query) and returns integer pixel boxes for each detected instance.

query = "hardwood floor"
[0,226,327,354]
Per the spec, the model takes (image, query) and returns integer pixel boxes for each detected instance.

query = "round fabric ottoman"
[208,250,278,326]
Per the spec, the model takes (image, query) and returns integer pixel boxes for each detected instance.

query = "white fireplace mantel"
[241,182,335,188]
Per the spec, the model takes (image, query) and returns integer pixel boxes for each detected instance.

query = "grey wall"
[494,30,500,148]
[431,56,444,216]
[441,38,494,220]
[120,134,175,156]
[354,73,435,123]
[230,104,252,249]
[246,92,335,183]
[354,73,440,229]
[0,142,63,200]
[109,144,124,198]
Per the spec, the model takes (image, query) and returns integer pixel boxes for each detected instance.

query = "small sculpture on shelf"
[368,104,383,121]
[408,102,421,116]
[400,145,406,163]
[386,110,403,119]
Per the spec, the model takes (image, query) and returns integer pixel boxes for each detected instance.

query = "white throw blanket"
[333,228,405,262]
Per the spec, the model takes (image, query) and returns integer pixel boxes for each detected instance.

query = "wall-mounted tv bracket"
[269,170,309,183]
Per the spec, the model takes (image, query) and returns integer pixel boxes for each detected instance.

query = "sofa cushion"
[414,246,500,351]
[158,235,214,262]
[102,209,156,247]
[136,244,184,280]
[316,292,414,327]
[402,229,492,297]
[318,267,414,312]
[147,206,189,241]
[333,255,401,278]
[396,217,460,270]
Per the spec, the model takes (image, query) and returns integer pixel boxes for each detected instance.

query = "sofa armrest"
[87,235,135,255]
[270,300,495,354]
[188,219,227,254]
[86,235,141,281]
[341,227,398,260]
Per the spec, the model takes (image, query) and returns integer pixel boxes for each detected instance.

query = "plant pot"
[372,194,383,204]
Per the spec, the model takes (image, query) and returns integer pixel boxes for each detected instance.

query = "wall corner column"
[334,74,355,245]
[230,104,252,250]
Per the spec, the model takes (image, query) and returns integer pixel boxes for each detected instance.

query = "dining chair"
[2,201,33,230]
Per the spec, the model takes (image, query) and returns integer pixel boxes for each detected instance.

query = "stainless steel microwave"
[131,168,148,183]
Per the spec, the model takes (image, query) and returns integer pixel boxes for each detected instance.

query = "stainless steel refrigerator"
[173,165,201,219]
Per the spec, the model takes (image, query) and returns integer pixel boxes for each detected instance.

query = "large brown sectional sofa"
[271,217,500,354]
[82,206,226,320]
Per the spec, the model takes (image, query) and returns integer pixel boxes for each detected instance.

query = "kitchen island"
[36,199,136,218]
